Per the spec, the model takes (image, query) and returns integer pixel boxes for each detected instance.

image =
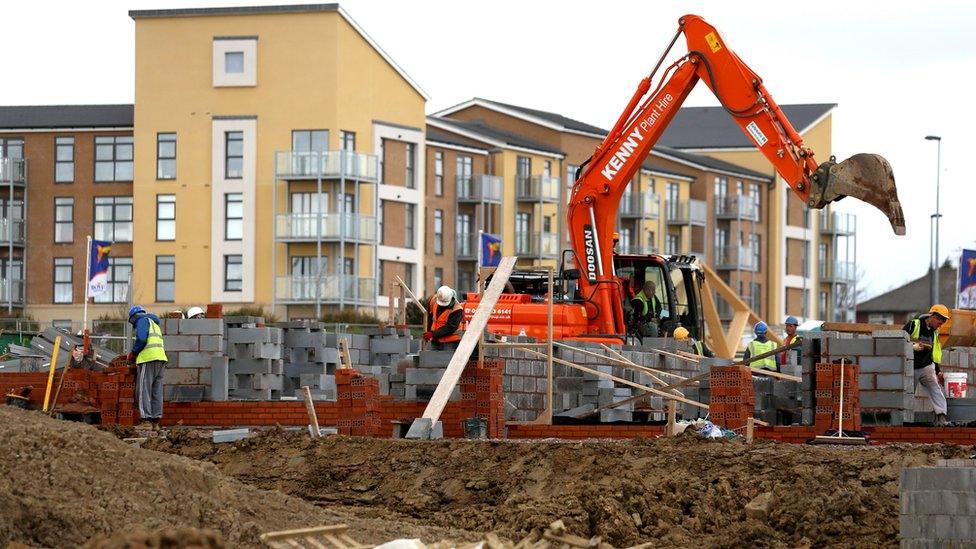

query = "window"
[292,130,328,152]
[819,291,829,319]
[53,258,72,304]
[802,289,811,318]
[515,212,531,253]
[55,137,74,183]
[0,138,24,159]
[750,282,761,314]
[434,152,443,196]
[543,216,552,234]
[343,258,354,275]
[225,51,244,73]
[543,160,552,176]
[749,182,760,219]
[93,257,132,303]
[868,313,895,325]
[54,197,73,243]
[378,261,386,295]
[156,194,175,241]
[94,196,133,242]
[456,155,472,197]
[156,133,176,179]
[714,176,728,213]
[94,136,133,181]
[377,201,384,245]
[225,131,243,179]
[458,270,472,294]
[341,131,356,152]
[751,234,761,269]
[456,213,472,256]
[405,143,416,188]
[224,255,242,292]
[225,193,243,240]
[156,255,175,302]
[666,182,680,218]
[433,209,443,255]
[666,233,680,255]
[517,156,531,179]
[819,243,828,278]
[404,263,414,289]
[405,204,415,248]
[434,267,443,289]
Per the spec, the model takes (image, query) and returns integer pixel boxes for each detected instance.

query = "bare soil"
[145,428,974,548]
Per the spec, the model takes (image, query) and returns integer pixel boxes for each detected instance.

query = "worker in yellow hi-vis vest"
[127,305,168,431]
[905,304,950,426]
[743,321,779,373]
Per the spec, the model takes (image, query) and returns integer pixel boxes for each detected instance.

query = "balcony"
[714,245,758,271]
[820,211,856,235]
[274,151,378,181]
[516,175,560,203]
[457,174,502,203]
[275,275,376,305]
[620,194,660,219]
[666,199,707,226]
[0,278,25,306]
[0,218,25,246]
[715,196,758,221]
[619,243,660,255]
[275,213,376,243]
[514,231,559,259]
[820,260,856,283]
[456,233,478,260]
[0,158,25,186]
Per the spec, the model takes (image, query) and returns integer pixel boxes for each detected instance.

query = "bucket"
[463,417,487,439]
[944,372,968,399]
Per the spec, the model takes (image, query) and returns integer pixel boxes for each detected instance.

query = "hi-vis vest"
[137,319,168,364]
[429,298,462,343]
[747,339,777,371]
[691,339,704,356]
[910,318,942,364]
[634,292,660,319]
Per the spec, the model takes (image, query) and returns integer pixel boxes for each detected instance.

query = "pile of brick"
[335,367,391,436]
[94,367,138,425]
[278,322,339,400]
[459,358,505,437]
[161,318,225,401]
[223,317,284,400]
[815,362,861,433]
[708,365,755,430]
[901,460,976,544]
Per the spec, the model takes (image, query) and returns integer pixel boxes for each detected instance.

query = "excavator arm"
[569,14,905,336]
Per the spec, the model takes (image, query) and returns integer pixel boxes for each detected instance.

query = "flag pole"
[83,235,91,334]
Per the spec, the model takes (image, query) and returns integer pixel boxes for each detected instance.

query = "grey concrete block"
[179,318,224,335]
[211,357,229,401]
[405,368,445,385]
[164,367,200,385]
[826,336,875,356]
[861,390,908,409]
[164,318,180,334]
[876,373,905,390]
[419,350,454,368]
[371,337,410,354]
[859,373,875,389]
[875,338,912,357]
[164,335,201,352]
[199,335,224,352]
[232,358,280,375]
[859,356,905,373]
[164,385,206,402]
[176,351,219,368]
[251,342,282,360]
[227,327,275,344]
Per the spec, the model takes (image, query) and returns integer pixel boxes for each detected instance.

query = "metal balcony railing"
[821,260,856,283]
[714,245,758,271]
[0,158,25,185]
[620,194,660,219]
[514,231,559,258]
[820,211,856,235]
[274,151,378,181]
[275,213,376,242]
[0,278,25,305]
[275,275,376,304]
[715,196,758,221]
[0,218,25,245]
[456,233,478,260]
[457,174,502,203]
[666,199,707,226]
[516,175,560,202]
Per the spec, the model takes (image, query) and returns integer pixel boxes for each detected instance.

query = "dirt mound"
[148,430,972,547]
[82,527,225,548]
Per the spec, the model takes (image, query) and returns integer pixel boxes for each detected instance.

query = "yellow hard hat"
[929,304,951,320]
[612,231,620,240]
[673,326,690,340]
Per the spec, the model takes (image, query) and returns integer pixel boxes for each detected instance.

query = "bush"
[223,306,280,324]
[406,302,425,326]
[319,309,382,325]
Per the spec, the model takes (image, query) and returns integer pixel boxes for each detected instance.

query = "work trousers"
[914,364,948,415]
[137,360,167,420]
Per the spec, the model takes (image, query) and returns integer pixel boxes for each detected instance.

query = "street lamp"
[925,135,941,306]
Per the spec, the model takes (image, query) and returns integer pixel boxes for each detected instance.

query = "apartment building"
[129,4,427,321]
[0,105,134,324]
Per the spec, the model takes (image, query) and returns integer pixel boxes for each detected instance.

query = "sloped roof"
[427,117,564,156]
[0,104,133,130]
[858,264,957,313]
[653,146,772,180]
[432,98,608,137]
[425,126,489,152]
[657,104,836,149]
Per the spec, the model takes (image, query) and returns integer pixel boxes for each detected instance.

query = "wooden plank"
[393,275,427,312]
[643,346,700,364]
[822,321,893,334]
[666,400,677,436]
[746,417,755,443]
[338,337,353,370]
[302,386,321,439]
[260,524,350,542]
[599,344,684,396]
[418,256,517,423]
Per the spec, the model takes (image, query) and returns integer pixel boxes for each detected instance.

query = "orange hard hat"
[929,304,951,320]
[612,231,620,240]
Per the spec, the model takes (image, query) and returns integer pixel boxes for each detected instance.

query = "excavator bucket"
[814,153,906,235]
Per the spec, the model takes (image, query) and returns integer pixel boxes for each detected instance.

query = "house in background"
[856,263,957,325]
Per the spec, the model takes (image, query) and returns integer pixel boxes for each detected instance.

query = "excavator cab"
[612,253,705,342]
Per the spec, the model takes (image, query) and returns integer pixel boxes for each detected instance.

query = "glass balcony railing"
[275,213,376,242]
[274,150,378,181]
[715,196,758,221]
[514,231,559,258]
[456,233,478,260]
[457,174,502,203]
[714,245,758,271]
[666,199,707,226]
[0,218,25,245]
[820,211,856,235]
[821,260,856,283]
[0,278,25,305]
[620,194,660,219]
[0,158,25,185]
[516,175,560,202]
[275,275,376,304]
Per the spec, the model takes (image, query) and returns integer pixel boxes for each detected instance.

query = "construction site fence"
[0,319,132,355]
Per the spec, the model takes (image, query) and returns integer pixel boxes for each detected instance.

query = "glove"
[126,352,135,363]
[422,331,433,342]
[912,343,923,352]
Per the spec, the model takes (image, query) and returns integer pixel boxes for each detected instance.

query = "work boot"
[151,420,161,432]
[935,414,949,427]
[135,421,153,431]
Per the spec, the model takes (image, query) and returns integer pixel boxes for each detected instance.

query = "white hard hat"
[435,285,455,307]
[186,306,205,319]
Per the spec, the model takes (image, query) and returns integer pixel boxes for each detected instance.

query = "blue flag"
[959,249,976,308]
[481,233,502,267]
[88,239,112,297]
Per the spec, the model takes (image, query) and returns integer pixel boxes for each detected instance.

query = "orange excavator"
[466,14,904,344]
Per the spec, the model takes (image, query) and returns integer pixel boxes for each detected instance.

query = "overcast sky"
[6,1,975,301]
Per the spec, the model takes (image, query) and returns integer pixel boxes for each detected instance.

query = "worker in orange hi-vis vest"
[424,285,464,351]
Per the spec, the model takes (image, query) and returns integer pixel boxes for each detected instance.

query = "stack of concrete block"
[277,321,338,400]
[393,350,461,403]
[226,325,284,400]
[368,328,417,367]
[161,318,225,401]
[900,460,976,545]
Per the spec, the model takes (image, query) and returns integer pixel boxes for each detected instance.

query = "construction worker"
[630,279,662,338]
[612,231,620,253]
[425,285,463,351]
[186,306,205,319]
[127,305,168,431]
[68,344,100,371]
[743,321,778,372]
[673,326,713,357]
[905,304,950,426]
[778,315,802,366]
